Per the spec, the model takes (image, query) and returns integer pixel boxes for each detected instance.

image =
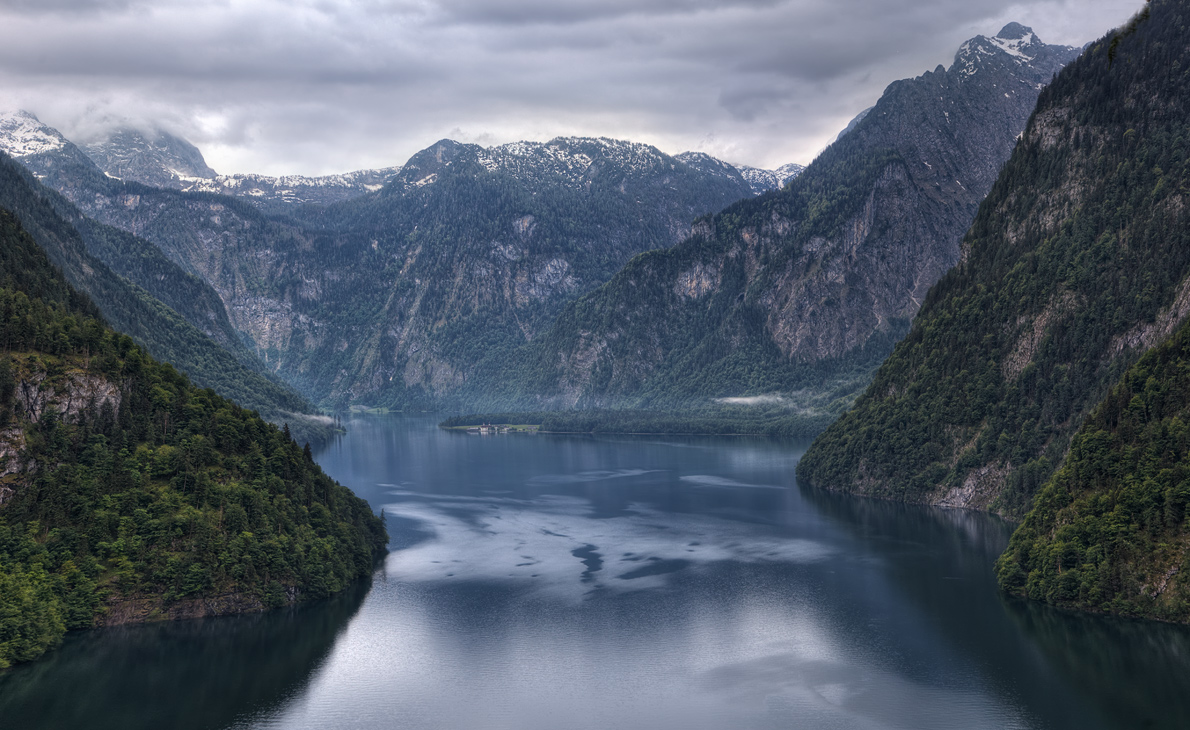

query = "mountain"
[0,111,105,184]
[0,147,250,359]
[0,114,400,215]
[0,152,324,438]
[735,162,807,194]
[835,107,873,142]
[179,167,402,214]
[479,25,1079,419]
[82,121,804,206]
[674,152,805,195]
[7,111,800,217]
[2,126,762,409]
[79,124,402,213]
[797,2,1185,520]
[82,127,217,186]
[0,211,386,667]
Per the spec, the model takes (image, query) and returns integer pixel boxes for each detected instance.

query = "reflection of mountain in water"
[797,483,1014,567]
[1006,599,1190,730]
[0,579,371,730]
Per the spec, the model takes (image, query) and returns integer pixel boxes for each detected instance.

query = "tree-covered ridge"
[0,155,328,441]
[996,315,1190,621]
[469,26,1079,416]
[0,150,286,376]
[0,217,386,669]
[798,0,1189,517]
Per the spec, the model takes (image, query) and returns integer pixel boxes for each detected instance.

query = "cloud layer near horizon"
[0,0,1142,175]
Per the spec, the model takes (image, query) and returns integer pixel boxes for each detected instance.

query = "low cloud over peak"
[0,0,1143,176]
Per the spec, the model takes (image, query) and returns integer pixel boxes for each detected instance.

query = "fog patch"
[714,394,791,407]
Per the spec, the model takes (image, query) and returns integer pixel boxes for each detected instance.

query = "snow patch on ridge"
[0,110,67,158]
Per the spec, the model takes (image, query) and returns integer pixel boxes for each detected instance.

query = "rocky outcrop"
[98,591,279,626]
[0,426,26,507]
[13,370,121,425]
[0,365,122,507]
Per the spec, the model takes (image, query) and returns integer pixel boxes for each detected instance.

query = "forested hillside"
[996,315,1190,621]
[0,215,387,667]
[471,25,1078,420]
[0,155,324,439]
[798,0,1187,518]
[0,152,261,365]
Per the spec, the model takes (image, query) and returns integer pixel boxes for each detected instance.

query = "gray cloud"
[428,0,789,26]
[0,0,140,14]
[0,0,1144,175]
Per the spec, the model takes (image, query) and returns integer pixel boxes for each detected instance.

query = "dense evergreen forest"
[0,154,331,443]
[0,213,387,668]
[997,315,1190,620]
[798,0,1190,519]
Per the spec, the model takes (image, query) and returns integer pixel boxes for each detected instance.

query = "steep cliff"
[0,216,386,667]
[0,155,321,435]
[798,1,1186,518]
[485,25,1079,415]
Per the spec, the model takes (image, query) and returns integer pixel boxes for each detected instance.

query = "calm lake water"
[3,416,1190,729]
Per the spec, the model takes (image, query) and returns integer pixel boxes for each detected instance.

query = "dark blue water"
[2,416,1189,729]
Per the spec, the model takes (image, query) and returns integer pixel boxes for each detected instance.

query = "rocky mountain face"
[486,25,1080,414]
[83,127,217,186]
[746,162,807,193]
[0,111,106,184]
[798,2,1186,519]
[274,136,767,407]
[0,152,322,435]
[0,124,767,408]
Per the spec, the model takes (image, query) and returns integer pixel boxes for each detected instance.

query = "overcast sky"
[0,0,1143,176]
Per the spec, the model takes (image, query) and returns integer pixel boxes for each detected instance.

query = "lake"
[2,416,1189,729]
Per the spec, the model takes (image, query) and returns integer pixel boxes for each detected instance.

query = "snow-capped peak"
[0,110,68,158]
[952,24,1054,78]
[729,162,805,195]
[988,27,1039,61]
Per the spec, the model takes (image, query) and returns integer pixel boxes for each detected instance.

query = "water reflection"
[1006,599,1190,729]
[0,581,369,730]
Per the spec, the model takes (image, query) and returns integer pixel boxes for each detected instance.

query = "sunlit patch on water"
[382,492,833,602]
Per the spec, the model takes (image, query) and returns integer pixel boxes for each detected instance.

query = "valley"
[2,1,1188,727]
